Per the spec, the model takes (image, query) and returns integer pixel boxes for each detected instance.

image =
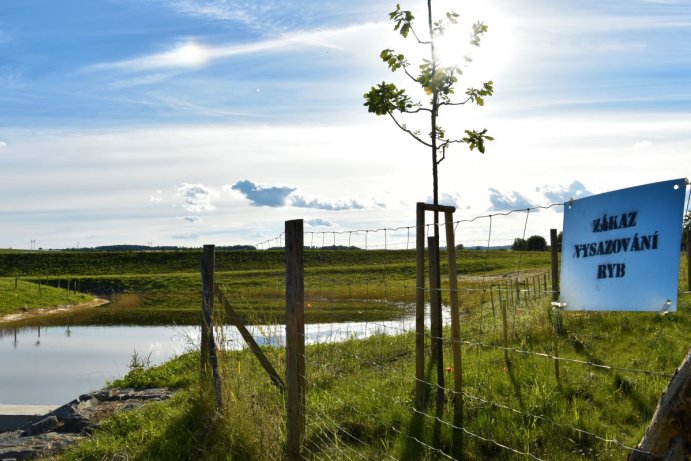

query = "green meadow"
[1,248,689,460]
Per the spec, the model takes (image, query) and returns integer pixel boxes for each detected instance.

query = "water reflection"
[1,305,449,406]
[1,324,197,406]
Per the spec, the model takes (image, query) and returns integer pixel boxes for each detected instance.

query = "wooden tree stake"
[286,220,305,460]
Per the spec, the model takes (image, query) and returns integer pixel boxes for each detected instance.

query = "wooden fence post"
[286,220,305,461]
[550,229,560,303]
[428,237,444,407]
[444,210,463,458]
[687,230,690,292]
[549,229,561,382]
[415,203,426,410]
[201,245,223,410]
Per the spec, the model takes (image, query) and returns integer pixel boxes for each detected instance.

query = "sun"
[432,3,515,84]
[168,41,210,68]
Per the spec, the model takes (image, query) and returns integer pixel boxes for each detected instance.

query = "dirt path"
[0,298,110,326]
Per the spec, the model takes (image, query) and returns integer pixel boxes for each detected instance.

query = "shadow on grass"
[507,361,526,411]
[398,360,436,460]
[613,373,653,422]
[568,334,653,421]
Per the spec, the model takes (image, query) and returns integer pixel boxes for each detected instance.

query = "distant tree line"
[68,244,258,252]
[511,232,563,252]
[511,235,547,251]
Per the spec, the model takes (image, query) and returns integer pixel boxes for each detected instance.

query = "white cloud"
[289,194,365,211]
[231,180,295,207]
[488,188,535,211]
[2,114,689,248]
[538,181,592,205]
[109,72,182,89]
[172,233,200,240]
[0,141,7,149]
[180,216,203,224]
[231,179,368,210]
[85,23,381,74]
[149,190,163,203]
[306,218,335,228]
[634,140,653,150]
[426,192,464,210]
[154,0,262,24]
[177,183,217,212]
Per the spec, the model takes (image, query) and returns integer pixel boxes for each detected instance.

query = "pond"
[0,324,195,405]
[0,308,444,406]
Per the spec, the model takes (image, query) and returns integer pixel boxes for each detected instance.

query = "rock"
[0,387,175,460]
[21,416,59,437]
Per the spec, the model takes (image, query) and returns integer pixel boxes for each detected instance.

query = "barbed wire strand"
[300,344,547,461]
[254,203,565,249]
[221,197,691,461]
[305,328,659,458]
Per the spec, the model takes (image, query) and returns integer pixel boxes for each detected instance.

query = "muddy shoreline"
[0,298,110,326]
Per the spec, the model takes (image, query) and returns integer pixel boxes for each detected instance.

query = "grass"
[56,252,690,460]
[0,277,91,315]
[3,248,688,459]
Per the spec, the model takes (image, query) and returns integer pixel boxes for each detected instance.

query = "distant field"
[0,247,550,276]
[1,248,552,325]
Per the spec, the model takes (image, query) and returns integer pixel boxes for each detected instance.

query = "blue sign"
[560,178,687,312]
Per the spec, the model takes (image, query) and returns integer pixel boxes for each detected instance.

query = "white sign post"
[560,178,687,312]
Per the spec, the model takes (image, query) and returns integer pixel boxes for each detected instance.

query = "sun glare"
[433,3,515,84]
[169,41,210,68]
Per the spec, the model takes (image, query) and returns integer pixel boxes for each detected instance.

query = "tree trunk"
[628,348,691,461]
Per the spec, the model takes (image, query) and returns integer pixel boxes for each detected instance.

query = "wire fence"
[204,202,690,460]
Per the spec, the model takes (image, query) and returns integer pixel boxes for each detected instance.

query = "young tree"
[364,1,494,221]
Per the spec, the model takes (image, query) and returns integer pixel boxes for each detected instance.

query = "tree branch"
[439,96,473,107]
[408,25,432,45]
[388,112,433,148]
[403,67,420,83]
[403,107,433,114]
[437,147,445,164]
[438,138,465,151]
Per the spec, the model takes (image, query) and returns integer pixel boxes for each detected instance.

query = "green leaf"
[465,81,494,106]
[462,129,493,153]
[380,49,409,72]
[390,5,415,39]
[363,81,416,115]
[470,21,489,46]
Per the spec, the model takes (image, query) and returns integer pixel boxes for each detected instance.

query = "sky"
[1,0,690,250]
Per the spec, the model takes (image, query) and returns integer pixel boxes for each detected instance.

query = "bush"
[511,238,527,251]
[526,235,547,251]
